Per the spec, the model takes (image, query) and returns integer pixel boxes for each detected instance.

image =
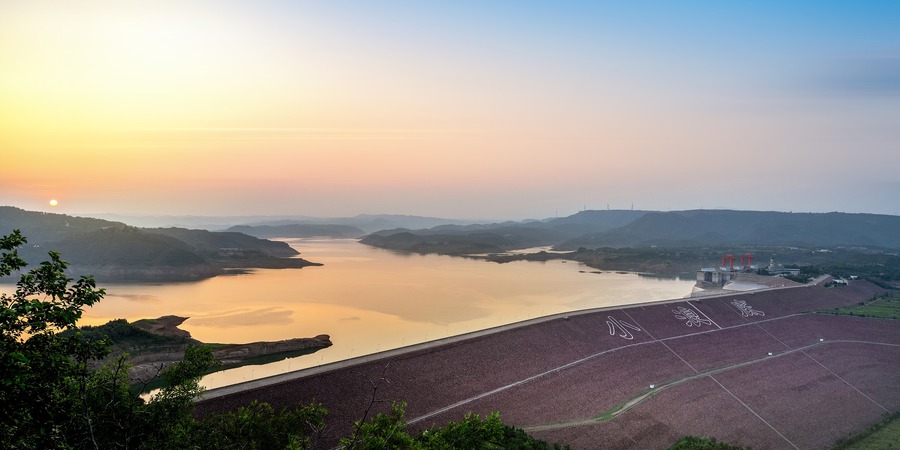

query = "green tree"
[420,411,566,449]
[0,230,218,449]
[340,402,418,449]
[196,400,327,450]
[668,435,746,450]
[340,402,568,450]
[1,229,107,448]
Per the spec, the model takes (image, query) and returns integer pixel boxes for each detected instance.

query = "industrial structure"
[693,253,801,297]
[697,253,756,285]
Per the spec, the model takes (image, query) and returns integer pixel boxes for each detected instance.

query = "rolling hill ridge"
[0,206,319,282]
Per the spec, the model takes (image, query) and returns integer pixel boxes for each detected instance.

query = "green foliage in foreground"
[340,403,567,450]
[668,436,746,450]
[820,292,900,320]
[831,410,900,450]
[1,227,216,448]
[0,229,564,449]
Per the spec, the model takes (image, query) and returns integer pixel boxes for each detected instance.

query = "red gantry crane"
[740,253,753,269]
[721,253,736,271]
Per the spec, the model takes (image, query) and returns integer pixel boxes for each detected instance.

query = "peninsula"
[77,315,332,385]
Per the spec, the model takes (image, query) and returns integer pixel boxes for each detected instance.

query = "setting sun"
[49,199,58,207]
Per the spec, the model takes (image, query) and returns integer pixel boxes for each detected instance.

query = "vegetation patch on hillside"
[831,410,900,450]
[819,292,900,319]
[74,318,197,355]
[668,436,745,450]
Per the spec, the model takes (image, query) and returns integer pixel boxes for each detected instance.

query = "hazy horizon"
[3,1,899,219]
[5,205,899,230]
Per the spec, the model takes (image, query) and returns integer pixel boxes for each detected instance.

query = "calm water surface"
[11,239,695,389]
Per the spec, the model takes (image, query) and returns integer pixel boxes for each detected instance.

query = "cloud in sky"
[1,1,898,219]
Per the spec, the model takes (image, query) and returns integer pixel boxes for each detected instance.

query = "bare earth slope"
[196,281,897,449]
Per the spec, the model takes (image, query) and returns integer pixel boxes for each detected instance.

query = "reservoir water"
[7,239,695,389]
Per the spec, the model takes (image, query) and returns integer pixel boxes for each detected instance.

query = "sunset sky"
[2,1,899,220]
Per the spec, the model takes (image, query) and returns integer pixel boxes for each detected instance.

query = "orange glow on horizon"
[2,1,898,217]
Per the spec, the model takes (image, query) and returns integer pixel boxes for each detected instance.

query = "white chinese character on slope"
[672,306,712,327]
[731,299,764,317]
[606,316,641,340]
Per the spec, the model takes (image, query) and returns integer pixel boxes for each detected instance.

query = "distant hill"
[0,206,318,282]
[359,210,650,254]
[88,213,318,231]
[361,226,570,255]
[361,209,900,254]
[225,224,365,239]
[88,213,479,232]
[541,210,649,236]
[238,214,481,234]
[556,210,900,250]
[147,227,299,257]
[0,206,126,243]
[39,227,207,266]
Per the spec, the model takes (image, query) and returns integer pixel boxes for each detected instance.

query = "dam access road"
[195,280,899,449]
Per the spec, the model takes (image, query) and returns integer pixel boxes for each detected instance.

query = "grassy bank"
[820,292,900,319]
[832,411,900,450]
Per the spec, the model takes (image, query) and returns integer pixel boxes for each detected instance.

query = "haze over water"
[72,239,692,389]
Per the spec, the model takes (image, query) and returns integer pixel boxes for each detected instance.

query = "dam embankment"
[196,281,898,449]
